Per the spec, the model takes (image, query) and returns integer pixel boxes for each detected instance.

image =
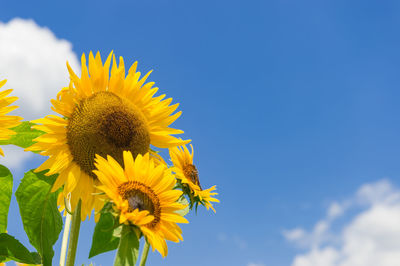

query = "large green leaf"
[0,121,44,148]
[0,165,12,233]
[0,233,41,264]
[114,225,139,266]
[89,203,121,258]
[15,170,62,266]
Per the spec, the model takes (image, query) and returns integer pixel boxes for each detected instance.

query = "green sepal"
[0,121,44,149]
[0,165,12,233]
[15,170,62,266]
[0,233,41,264]
[89,202,121,258]
[176,180,209,213]
[114,225,140,266]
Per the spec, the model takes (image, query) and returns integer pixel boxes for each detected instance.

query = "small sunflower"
[0,80,22,156]
[27,51,189,220]
[169,144,219,212]
[93,151,188,257]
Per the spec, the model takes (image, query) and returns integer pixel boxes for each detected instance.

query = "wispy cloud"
[283,179,400,266]
[246,262,266,266]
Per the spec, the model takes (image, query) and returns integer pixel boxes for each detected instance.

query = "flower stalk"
[66,200,82,266]
[59,211,72,266]
[139,240,150,266]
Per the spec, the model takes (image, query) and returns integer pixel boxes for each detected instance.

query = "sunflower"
[0,80,22,156]
[169,144,219,212]
[93,151,188,257]
[27,51,189,220]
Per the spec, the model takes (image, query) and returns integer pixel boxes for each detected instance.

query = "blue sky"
[2,1,400,265]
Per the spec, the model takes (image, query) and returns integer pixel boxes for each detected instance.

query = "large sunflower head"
[93,151,188,257]
[169,144,219,212]
[0,80,22,156]
[27,51,190,220]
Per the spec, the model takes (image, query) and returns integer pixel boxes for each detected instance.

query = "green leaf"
[175,196,190,217]
[114,225,140,266]
[89,203,121,258]
[0,165,12,233]
[0,233,41,264]
[0,121,44,148]
[15,170,63,266]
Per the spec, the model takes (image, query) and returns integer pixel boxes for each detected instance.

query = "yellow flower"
[27,51,189,220]
[0,80,22,156]
[93,151,188,257]
[169,144,219,212]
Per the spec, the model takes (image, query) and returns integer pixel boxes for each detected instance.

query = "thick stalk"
[59,212,72,266]
[114,225,140,265]
[139,240,150,266]
[60,195,72,266]
[66,200,82,266]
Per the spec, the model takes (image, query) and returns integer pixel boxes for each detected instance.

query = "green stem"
[114,225,140,266]
[139,239,150,266]
[66,200,82,266]
[59,212,72,266]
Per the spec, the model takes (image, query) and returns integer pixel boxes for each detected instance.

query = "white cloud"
[356,180,400,205]
[284,179,400,266]
[0,18,79,120]
[327,202,344,219]
[0,18,79,166]
[293,247,338,266]
[283,228,306,242]
[0,145,36,170]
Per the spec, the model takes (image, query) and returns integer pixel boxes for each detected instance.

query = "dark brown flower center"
[183,164,201,189]
[118,181,161,228]
[67,91,150,177]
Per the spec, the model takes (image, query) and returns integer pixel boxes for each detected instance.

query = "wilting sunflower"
[0,80,22,156]
[27,51,189,220]
[93,151,188,257]
[169,144,219,212]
